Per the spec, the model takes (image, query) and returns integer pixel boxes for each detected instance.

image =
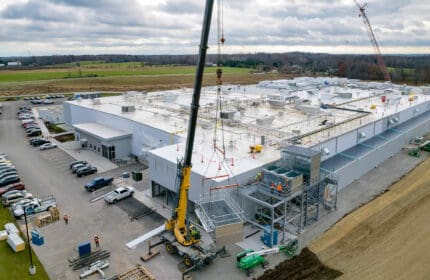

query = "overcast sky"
[0,0,429,56]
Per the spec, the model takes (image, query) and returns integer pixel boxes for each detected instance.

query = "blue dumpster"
[31,229,44,246]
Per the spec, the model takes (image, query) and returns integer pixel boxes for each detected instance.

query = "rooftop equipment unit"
[220,111,235,120]
[121,105,135,113]
[256,116,275,126]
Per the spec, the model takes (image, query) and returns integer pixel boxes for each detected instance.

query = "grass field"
[0,207,49,279]
[387,67,415,75]
[0,65,249,83]
[0,71,285,96]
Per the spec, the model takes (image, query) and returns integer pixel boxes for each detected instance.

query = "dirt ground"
[257,248,342,280]
[305,156,430,280]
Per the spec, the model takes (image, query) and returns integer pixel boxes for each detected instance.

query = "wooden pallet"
[118,265,155,280]
[34,213,52,227]
[49,206,60,221]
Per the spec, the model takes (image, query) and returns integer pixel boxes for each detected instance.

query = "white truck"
[104,186,134,204]
[13,196,56,219]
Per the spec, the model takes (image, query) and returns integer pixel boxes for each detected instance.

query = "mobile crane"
[160,0,227,270]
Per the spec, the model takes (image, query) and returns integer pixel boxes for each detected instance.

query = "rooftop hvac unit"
[220,111,235,120]
[256,115,275,126]
[121,105,135,113]
[92,98,101,105]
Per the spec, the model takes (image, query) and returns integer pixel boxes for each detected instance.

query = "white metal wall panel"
[374,119,383,134]
[336,131,357,153]
[314,139,337,161]
[336,116,430,190]
[357,123,374,143]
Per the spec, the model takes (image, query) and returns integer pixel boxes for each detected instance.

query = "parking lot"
[0,101,181,279]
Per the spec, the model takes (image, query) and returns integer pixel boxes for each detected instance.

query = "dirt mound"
[309,156,430,279]
[257,247,342,280]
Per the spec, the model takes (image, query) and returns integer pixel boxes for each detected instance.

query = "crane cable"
[211,0,240,195]
[213,0,226,159]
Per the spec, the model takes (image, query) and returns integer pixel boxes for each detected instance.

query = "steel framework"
[354,0,391,82]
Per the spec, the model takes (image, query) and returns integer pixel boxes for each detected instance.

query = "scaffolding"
[239,145,338,247]
[240,171,337,247]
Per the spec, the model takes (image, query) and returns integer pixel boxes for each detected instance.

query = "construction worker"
[270,182,275,193]
[277,183,283,196]
[94,235,100,248]
[63,213,69,225]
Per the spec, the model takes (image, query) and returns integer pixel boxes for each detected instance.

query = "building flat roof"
[66,77,430,178]
[73,122,131,141]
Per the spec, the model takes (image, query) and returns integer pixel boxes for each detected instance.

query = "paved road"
[0,101,180,279]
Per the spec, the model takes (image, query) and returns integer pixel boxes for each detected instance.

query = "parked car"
[76,166,97,177]
[72,163,90,173]
[13,197,56,219]
[19,113,33,120]
[0,182,25,197]
[84,177,113,192]
[0,171,18,180]
[25,126,40,132]
[27,130,42,137]
[0,175,20,187]
[69,160,87,169]
[39,143,57,150]
[43,99,54,104]
[31,139,49,147]
[29,137,44,144]
[0,166,15,173]
[104,186,134,204]
[2,190,32,206]
[10,197,35,211]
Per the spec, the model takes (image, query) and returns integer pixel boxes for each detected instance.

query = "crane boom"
[353,0,391,82]
[165,0,215,247]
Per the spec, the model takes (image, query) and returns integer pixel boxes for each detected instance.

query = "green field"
[387,67,415,75]
[0,208,49,279]
[0,64,249,83]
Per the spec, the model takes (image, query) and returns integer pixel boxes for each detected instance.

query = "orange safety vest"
[276,184,282,192]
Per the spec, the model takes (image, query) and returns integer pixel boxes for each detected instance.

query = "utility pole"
[23,206,36,275]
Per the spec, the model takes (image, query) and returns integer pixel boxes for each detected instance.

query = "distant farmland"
[0,63,249,83]
[0,62,285,96]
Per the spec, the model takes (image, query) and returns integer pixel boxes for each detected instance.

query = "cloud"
[0,0,428,56]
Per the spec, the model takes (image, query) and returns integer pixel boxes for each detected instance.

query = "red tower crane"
[353,0,391,82]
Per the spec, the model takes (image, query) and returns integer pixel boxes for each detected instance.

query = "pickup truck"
[84,177,113,192]
[13,196,56,219]
[104,186,134,204]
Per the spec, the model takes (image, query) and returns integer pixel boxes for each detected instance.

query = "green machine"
[408,148,421,157]
[236,239,298,276]
[420,141,430,152]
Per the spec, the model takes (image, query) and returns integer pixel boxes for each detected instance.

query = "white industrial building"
[37,105,65,124]
[63,77,430,244]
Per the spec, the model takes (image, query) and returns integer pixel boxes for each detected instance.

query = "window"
[90,144,92,148]
[93,146,96,150]
[108,146,115,160]
[97,147,100,153]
